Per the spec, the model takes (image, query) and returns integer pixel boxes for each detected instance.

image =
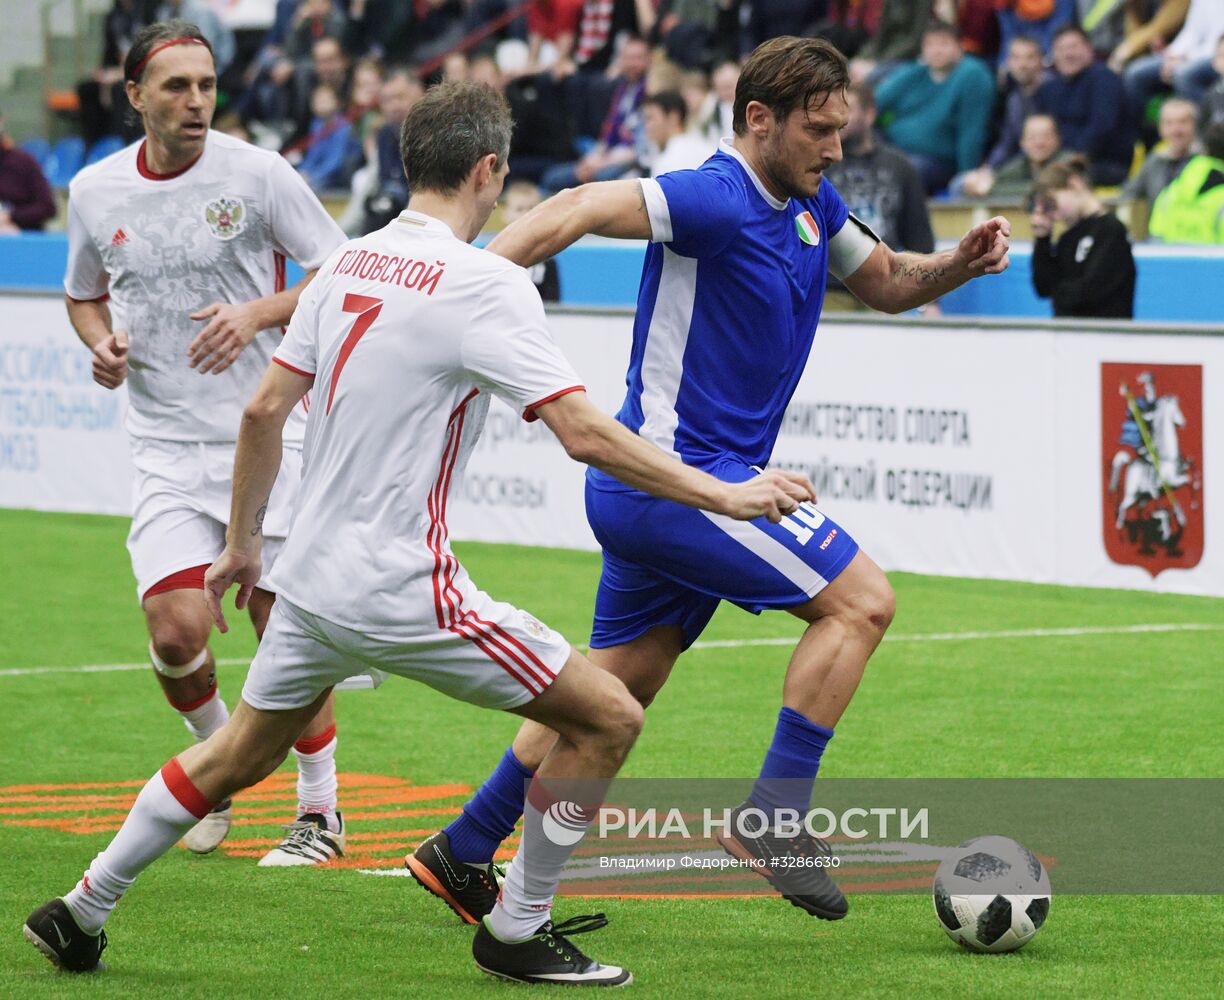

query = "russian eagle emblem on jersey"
[795,210,820,246]
[204,197,245,240]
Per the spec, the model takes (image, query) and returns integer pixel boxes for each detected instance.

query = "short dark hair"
[1052,24,1091,46]
[847,81,875,112]
[642,89,687,126]
[1032,155,1090,199]
[1204,121,1224,161]
[400,81,512,194]
[923,20,961,42]
[733,36,848,135]
[124,21,212,83]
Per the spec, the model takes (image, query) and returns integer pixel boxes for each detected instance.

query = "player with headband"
[57,20,351,865]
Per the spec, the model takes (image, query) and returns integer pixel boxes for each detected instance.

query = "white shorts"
[126,438,302,601]
[241,595,571,713]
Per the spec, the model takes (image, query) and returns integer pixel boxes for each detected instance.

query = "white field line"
[0,623,1220,679]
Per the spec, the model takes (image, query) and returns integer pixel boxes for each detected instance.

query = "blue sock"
[749,707,834,822]
[444,747,534,864]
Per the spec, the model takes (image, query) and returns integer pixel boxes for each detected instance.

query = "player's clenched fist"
[722,469,817,523]
[91,329,129,389]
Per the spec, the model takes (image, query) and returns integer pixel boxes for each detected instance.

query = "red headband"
[129,37,209,81]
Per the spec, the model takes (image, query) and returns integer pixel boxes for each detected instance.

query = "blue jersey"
[594,143,853,486]
[582,143,871,648]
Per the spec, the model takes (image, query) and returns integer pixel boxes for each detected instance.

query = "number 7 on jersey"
[325,293,383,415]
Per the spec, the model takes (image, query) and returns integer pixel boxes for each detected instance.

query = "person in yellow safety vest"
[1148,121,1224,244]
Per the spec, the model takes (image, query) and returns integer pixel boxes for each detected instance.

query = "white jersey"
[64,131,346,444]
[268,210,584,635]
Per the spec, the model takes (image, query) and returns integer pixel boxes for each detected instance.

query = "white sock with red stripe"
[488,778,598,942]
[171,681,229,743]
[63,758,215,934]
[292,724,339,831]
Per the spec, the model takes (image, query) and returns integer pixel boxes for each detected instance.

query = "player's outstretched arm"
[204,362,313,632]
[486,180,654,267]
[188,268,322,376]
[535,391,815,522]
[844,216,1011,314]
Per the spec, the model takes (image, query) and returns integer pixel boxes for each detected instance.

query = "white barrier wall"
[1,295,1218,596]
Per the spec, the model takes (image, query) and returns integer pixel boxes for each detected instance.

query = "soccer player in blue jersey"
[408,35,1011,925]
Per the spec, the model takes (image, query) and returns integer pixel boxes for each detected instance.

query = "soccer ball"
[932,835,1052,953]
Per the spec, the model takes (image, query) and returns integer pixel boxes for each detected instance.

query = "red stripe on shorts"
[144,564,210,600]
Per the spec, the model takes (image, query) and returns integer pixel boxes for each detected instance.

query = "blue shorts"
[585,460,859,650]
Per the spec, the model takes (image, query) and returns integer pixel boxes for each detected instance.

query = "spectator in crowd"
[981,34,1049,173]
[230,0,297,125]
[556,0,656,78]
[344,0,417,65]
[403,0,468,67]
[523,0,584,76]
[348,57,384,146]
[541,34,651,191]
[748,0,826,50]
[876,22,996,192]
[293,83,358,193]
[678,68,711,128]
[1030,157,1136,318]
[296,36,352,131]
[823,83,934,254]
[641,89,712,174]
[155,1,236,76]
[77,0,154,146]
[810,0,884,60]
[500,180,560,301]
[1123,97,1198,207]
[960,112,1070,198]
[283,0,347,64]
[358,66,425,233]
[551,0,655,142]
[1147,120,1224,243]
[502,62,580,185]
[1202,36,1224,129]
[441,50,471,81]
[849,0,931,84]
[653,0,725,69]
[1123,0,1224,108]
[1102,1,1188,73]
[932,0,1000,60]
[240,9,349,143]
[995,0,1076,59]
[468,52,505,88]
[644,55,684,95]
[0,113,56,233]
[1033,25,1135,185]
[693,59,737,141]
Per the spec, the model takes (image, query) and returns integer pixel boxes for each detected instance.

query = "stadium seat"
[86,136,125,165]
[19,137,51,171]
[45,136,85,188]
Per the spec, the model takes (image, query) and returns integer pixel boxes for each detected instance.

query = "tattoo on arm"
[893,258,949,285]
[251,499,269,537]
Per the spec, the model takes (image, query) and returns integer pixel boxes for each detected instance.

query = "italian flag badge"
[795,211,820,246]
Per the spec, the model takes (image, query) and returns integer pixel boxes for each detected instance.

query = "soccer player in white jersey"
[23,80,816,984]
[412,36,1012,925]
[62,21,349,863]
